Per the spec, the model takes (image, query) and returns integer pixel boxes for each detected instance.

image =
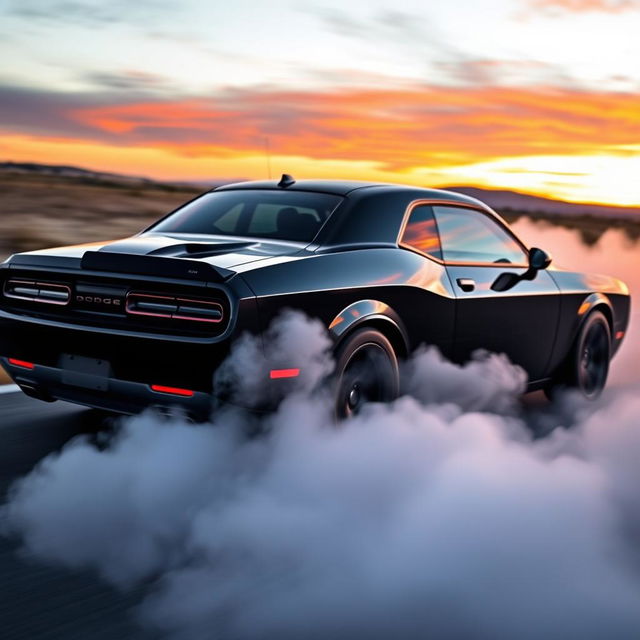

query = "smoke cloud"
[3,220,640,640]
[213,309,334,408]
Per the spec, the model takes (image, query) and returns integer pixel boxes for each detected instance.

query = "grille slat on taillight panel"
[126,292,223,324]
[4,279,70,305]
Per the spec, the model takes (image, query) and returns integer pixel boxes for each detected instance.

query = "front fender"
[575,293,613,326]
[556,292,614,368]
[572,292,631,358]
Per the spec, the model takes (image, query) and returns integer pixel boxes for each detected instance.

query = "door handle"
[456,278,475,292]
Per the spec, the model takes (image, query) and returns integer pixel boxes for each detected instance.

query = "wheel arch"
[328,300,409,360]
[551,293,613,378]
[576,293,614,336]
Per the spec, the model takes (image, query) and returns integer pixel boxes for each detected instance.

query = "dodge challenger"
[0,176,630,418]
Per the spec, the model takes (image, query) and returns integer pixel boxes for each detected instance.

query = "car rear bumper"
[0,293,261,416]
[2,357,213,417]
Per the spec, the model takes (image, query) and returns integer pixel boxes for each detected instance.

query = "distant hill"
[1,161,154,183]
[443,186,640,220]
[0,161,230,190]
[2,161,639,220]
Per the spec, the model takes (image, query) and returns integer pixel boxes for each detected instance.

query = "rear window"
[151,190,343,243]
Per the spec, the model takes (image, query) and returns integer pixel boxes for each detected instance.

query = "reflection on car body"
[0,175,630,418]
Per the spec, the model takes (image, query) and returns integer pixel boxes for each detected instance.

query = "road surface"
[0,390,156,640]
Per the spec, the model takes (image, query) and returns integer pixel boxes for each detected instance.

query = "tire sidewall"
[333,327,399,419]
[570,310,611,399]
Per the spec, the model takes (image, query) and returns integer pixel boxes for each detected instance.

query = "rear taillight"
[4,279,70,305]
[126,293,223,323]
[8,358,35,369]
[150,384,195,397]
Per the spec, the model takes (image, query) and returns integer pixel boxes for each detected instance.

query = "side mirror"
[529,247,552,270]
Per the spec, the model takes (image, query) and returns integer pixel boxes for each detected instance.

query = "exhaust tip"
[19,383,57,403]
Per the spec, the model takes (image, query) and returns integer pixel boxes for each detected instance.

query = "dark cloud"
[0,85,120,139]
[0,87,117,144]
[4,0,174,27]
[83,70,176,92]
[313,8,438,47]
[310,7,579,89]
[311,7,372,39]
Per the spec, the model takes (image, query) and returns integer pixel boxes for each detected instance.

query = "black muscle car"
[0,175,630,418]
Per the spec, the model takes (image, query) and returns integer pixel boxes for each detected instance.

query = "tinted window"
[400,204,442,259]
[151,190,342,243]
[433,206,527,264]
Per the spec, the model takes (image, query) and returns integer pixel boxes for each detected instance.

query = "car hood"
[11,233,307,270]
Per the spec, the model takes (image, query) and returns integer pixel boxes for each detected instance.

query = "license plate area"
[60,354,112,391]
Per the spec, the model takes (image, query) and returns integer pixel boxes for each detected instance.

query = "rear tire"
[544,310,611,401]
[333,328,399,420]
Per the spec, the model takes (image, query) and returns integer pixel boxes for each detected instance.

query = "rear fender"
[328,300,409,357]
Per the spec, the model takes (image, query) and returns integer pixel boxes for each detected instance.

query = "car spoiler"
[80,251,235,282]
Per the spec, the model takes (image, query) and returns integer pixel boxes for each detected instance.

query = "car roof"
[214,179,487,208]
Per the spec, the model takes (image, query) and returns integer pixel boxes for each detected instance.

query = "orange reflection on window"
[401,206,442,259]
[404,220,439,252]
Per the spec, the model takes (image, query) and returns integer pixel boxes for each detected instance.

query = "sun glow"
[430,151,640,206]
[3,132,638,207]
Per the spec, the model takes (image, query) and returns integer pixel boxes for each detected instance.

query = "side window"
[433,206,527,264]
[400,204,442,260]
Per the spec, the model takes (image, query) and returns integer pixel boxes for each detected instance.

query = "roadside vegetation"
[0,167,202,259]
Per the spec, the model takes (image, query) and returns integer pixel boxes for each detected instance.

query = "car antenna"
[277,173,295,188]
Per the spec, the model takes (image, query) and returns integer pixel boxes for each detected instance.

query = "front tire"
[333,328,399,420]
[545,310,611,400]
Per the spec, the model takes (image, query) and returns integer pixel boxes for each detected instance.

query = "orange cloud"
[528,0,640,12]
[2,83,640,205]
[66,85,640,171]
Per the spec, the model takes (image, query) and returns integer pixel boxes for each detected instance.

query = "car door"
[432,204,561,382]
[391,202,456,360]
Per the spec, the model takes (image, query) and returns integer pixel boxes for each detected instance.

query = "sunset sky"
[1,0,639,205]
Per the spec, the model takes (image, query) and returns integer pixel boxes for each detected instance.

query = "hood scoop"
[146,241,256,259]
[96,236,257,258]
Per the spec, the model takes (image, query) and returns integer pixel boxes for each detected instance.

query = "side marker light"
[269,368,300,379]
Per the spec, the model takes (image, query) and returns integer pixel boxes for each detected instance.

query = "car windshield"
[150,190,343,243]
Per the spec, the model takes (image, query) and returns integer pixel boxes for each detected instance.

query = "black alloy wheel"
[546,310,611,401]
[334,328,399,419]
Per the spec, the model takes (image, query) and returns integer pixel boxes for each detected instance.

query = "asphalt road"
[0,390,157,640]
